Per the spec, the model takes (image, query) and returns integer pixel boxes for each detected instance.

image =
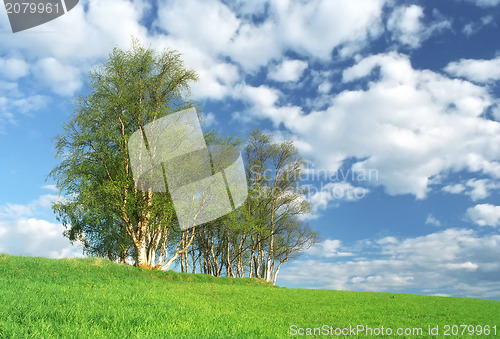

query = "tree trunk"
[272,260,286,285]
[136,241,148,268]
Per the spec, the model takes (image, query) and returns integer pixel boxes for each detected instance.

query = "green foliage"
[1,254,499,338]
[48,38,199,265]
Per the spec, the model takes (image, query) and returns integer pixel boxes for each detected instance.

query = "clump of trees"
[180,130,318,284]
[50,40,319,284]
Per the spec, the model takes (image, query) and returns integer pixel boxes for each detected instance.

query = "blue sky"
[1,0,500,300]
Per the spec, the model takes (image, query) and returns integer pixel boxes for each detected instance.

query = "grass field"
[0,254,499,338]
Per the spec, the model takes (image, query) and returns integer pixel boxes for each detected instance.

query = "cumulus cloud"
[0,218,84,259]
[307,239,353,258]
[33,58,83,96]
[154,0,239,56]
[154,0,386,73]
[153,0,277,86]
[441,179,499,200]
[307,182,368,212]
[239,52,500,198]
[442,183,466,194]
[465,179,499,201]
[0,0,150,127]
[387,5,424,48]
[268,59,308,83]
[317,81,332,94]
[0,191,63,221]
[0,0,387,135]
[279,228,500,299]
[445,57,500,83]
[200,112,217,127]
[0,0,149,61]
[268,0,385,60]
[425,214,442,226]
[0,58,29,80]
[0,189,83,258]
[467,204,500,226]
[387,6,451,48]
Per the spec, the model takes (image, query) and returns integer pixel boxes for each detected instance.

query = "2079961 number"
[443,325,497,336]
[5,2,61,14]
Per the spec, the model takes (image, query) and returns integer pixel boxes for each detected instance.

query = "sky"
[0,0,499,300]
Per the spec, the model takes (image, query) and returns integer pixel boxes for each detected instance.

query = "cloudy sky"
[1,0,499,300]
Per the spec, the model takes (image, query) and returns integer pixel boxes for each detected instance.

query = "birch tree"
[244,130,319,283]
[50,39,199,269]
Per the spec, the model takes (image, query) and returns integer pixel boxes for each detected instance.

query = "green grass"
[0,254,499,338]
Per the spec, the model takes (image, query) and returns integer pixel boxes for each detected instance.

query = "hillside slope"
[0,254,499,338]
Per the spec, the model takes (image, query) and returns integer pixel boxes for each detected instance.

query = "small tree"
[50,39,199,269]
[244,130,320,283]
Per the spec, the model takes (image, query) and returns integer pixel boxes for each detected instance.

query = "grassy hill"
[0,254,499,338]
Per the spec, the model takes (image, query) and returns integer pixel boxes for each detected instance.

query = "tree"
[50,39,199,269]
[244,130,319,284]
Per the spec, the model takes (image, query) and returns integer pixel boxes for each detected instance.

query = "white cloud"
[42,184,59,193]
[465,178,499,201]
[0,218,84,259]
[0,0,149,60]
[150,0,241,100]
[0,58,29,80]
[240,52,500,198]
[0,192,82,258]
[0,0,150,99]
[0,0,390,120]
[0,0,153,132]
[268,59,308,83]
[441,179,498,200]
[317,81,332,94]
[0,97,15,131]
[279,228,500,299]
[10,95,48,115]
[0,194,62,220]
[425,214,442,226]
[377,236,398,245]
[269,0,385,60]
[307,239,353,258]
[445,57,500,83]
[154,0,386,73]
[467,204,500,226]
[200,112,217,127]
[387,6,451,48]
[308,182,368,212]
[0,95,49,132]
[234,84,286,124]
[153,0,279,79]
[442,183,466,194]
[195,61,240,99]
[462,15,494,36]
[224,21,282,73]
[387,5,424,48]
[154,0,239,56]
[33,58,83,96]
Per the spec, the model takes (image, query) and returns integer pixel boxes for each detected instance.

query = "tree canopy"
[50,39,199,268]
